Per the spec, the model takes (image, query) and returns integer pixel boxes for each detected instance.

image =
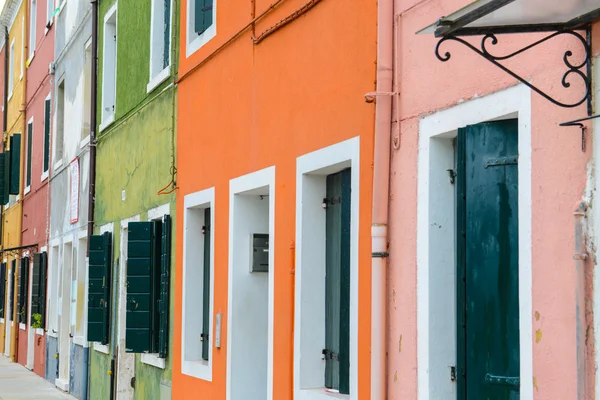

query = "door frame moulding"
[226,166,276,400]
[293,136,360,400]
[416,84,533,399]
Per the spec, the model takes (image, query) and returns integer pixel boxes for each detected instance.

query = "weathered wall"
[45,335,58,382]
[90,0,177,398]
[69,342,89,398]
[387,2,598,399]
[174,0,377,398]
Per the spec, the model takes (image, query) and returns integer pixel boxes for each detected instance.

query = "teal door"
[456,119,520,399]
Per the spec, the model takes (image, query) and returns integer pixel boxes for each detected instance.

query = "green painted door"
[456,119,520,400]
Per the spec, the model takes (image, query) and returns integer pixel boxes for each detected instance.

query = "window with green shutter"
[0,153,9,205]
[9,260,15,321]
[126,214,172,357]
[194,0,213,35]
[18,257,29,324]
[43,97,50,173]
[324,169,351,395]
[9,134,20,194]
[0,263,6,319]
[88,232,112,344]
[201,207,211,361]
[31,253,47,328]
[26,122,32,188]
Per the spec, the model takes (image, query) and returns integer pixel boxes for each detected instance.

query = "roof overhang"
[417,0,600,144]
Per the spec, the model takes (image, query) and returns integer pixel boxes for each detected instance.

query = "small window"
[186,0,215,57]
[101,6,117,128]
[182,188,214,380]
[26,120,33,191]
[8,41,14,97]
[55,81,64,165]
[82,43,91,140]
[43,95,50,175]
[149,0,172,88]
[29,0,37,58]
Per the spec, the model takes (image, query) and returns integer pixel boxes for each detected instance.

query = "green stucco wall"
[90,0,179,398]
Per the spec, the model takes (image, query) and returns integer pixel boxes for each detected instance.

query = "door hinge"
[447,169,456,184]
[485,156,518,168]
[130,376,136,389]
[450,366,456,381]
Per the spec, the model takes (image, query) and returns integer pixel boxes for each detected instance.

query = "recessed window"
[82,42,91,141]
[43,94,50,177]
[47,0,54,26]
[186,0,216,58]
[148,0,172,91]
[48,244,60,335]
[54,81,64,167]
[25,119,33,192]
[101,5,117,128]
[73,235,87,343]
[182,188,214,381]
[8,40,14,97]
[29,0,37,58]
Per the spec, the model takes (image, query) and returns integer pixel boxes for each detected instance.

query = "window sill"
[298,389,350,400]
[99,114,115,132]
[186,23,217,58]
[94,343,109,354]
[35,328,44,336]
[0,318,3,323]
[7,91,13,101]
[80,135,90,149]
[41,170,48,182]
[73,336,88,347]
[27,52,35,67]
[47,330,58,338]
[24,186,30,195]
[53,159,63,172]
[141,353,165,369]
[181,359,212,381]
[19,323,26,330]
[147,67,170,93]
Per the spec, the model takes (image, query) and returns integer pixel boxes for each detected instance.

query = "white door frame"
[4,258,10,356]
[26,254,34,369]
[56,236,74,391]
[116,215,139,399]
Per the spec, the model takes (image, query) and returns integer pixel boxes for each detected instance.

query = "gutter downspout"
[86,1,99,399]
[370,0,394,397]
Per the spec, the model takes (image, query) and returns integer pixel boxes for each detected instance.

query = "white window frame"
[294,137,360,400]
[81,39,92,148]
[226,167,275,400]
[41,92,50,181]
[148,0,172,93]
[24,117,33,195]
[140,202,171,370]
[8,40,14,99]
[186,0,216,58]
[53,78,65,171]
[72,229,89,347]
[416,84,533,399]
[20,16,24,79]
[93,222,114,355]
[47,239,61,338]
[29,0,37,60]
[46,0,54,29]
[182,187,215,381]
[36,246,47,336]
[100,3,118,132]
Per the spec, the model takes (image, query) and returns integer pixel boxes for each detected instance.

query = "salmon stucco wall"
[387,2,598,399]
[174,0,377,398]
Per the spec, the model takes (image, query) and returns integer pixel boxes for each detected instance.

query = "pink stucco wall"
[387,0,599,398]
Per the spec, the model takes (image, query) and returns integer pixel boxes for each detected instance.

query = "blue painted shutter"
[126,221,160,353]
[324,169,351,395]
[201,207,210,360]
[163,0,171,69]
[158,214,171,358]
[43,98,50,173]
[88,232,112,344]
[0,263,6,319]
[9,134,21,194]
[194,0,213,35]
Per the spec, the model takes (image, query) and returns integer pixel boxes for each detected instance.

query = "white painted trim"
[7,40,14,98]
[99,113,115,132]
[0,318,3,323]
[417,84,532,399]
[101,2,118,127]
[119,215,140,352]
[55,378,69,391]
[94,342,109,354]
[181,187,214,382]
[147,203,170,221]
[147,67,170,93]
[92,223,114,353]
[63,234,74,245]
[186,0,216,58]
[80,135,90,149]
[43,92,52,174]
[53,158,63,172]
[24,186,30,195]
[40,170,48,182]
[141,353,165,369]
[226,166,275,400]
[294,137,360,400]
[73,336,87,347]
[35,328,44,336]
[19,323,25,330]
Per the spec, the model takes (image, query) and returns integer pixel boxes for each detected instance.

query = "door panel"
[457,119,520,400]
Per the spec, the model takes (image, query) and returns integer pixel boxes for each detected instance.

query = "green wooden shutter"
[9,260,15,321]
[0,153,9,205]
[163,0,171,69]
[194,0,213,35]
[31,255,40,324]
[39,252,47,329]
[88,232,112,344]
[26,124,32,188]
[9,134,21,194]
[0,263,6,319]
[201,207,211,360]
[158,214,171,358]
[126,221,160,353]
[324,169,351,395]
[17,258,23,323]
[43,98,50,173]
[18,257,29,324]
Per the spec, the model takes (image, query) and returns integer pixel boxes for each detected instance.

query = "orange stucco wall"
[174,0,377,398]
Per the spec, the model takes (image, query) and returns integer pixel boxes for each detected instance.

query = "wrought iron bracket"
[559,114,600,153]
[435,28,593,113]
[0,243,39,259]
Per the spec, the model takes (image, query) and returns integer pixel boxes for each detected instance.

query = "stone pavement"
[0,356,76,399]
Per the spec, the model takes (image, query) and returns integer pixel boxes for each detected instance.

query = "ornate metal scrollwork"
[435,30,591,109]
